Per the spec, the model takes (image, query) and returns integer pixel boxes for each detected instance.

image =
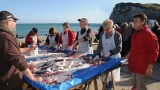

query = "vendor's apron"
[48,35,57,48]
[62,31,73,50]
[101,30,121,82]
[77,28,93,54]
[32,35,37,44]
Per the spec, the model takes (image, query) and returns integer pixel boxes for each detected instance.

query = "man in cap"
[0,11,43,90]
[69,18,93,55]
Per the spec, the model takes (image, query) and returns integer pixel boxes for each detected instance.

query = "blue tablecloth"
[38,45,75,54]
[23,55,126,90]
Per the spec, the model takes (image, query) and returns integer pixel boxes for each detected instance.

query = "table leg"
[79,85,83,90]
[102,72,109,90]
[111,70,116,90]
[88,81,92,90]
[94,79,98,90]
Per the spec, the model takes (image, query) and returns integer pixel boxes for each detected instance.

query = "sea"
[16,23,101,38]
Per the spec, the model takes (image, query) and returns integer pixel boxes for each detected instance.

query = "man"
[122,22,134,57]
[69,18,93,55]
[126,13,159,90]
[0,11,43,90]
[25,27,42,45]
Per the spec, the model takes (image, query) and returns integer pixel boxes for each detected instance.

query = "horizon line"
[17,22,102,24]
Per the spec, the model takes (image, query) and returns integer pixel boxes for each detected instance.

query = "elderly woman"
[96,19,122,90]
[43,27,59,49]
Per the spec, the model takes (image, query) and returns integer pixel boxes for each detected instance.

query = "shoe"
[106,81,112,90]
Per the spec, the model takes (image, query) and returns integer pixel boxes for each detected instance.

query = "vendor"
[43,27,59,49]
[69,18,93,55]
[25,27,42,45]
[96,19,122,90]
[0,10,43,90]
[57,22,75,50]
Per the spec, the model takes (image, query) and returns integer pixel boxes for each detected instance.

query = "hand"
[93,55,99,60]
[43,46,46,50]
[72,41,78,49]
[28,44,37,51]
[145,66,152,77]
[47,45,52,48]
[68,51,74,56]
[32,42,36,45]
[61,47,64,51]
[104,52,110,58]
[32,44,37,50]
[54,48,59,52]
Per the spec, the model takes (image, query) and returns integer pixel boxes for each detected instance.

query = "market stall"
[23,47,126,90]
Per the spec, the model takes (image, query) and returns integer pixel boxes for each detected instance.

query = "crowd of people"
[0,10,159,90]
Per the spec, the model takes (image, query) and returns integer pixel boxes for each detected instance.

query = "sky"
[0,0,159,23]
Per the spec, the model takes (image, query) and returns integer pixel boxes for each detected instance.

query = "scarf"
[0,26,22,47]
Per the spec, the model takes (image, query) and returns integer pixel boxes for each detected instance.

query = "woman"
[43,27,59,49]
[96,19,122,90]
[57,22,75,50]
[25,27,42,45]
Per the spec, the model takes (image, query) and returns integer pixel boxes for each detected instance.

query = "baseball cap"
[78,18,88,22]
[0,11,18,21]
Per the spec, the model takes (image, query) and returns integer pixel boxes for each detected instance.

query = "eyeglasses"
[103,25,108,28]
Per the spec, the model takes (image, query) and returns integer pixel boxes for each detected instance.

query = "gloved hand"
[67,51,74,56]
[43,46,46,50]
[28,44,37,51]
[54,48,59,52]
[93,55,99,60]
[46,45,51,48]
[104,52,111,58]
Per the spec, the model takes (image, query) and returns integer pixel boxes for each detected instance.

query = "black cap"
[0,11,18,21]
[78,18,88,22]
[32,27,38,33]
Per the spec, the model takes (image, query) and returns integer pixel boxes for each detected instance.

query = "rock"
[110,2,160,24]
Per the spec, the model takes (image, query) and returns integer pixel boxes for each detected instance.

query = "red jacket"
[25,31,42,45]
[118,27,125,36]
[128,26,159,74]
[58,30,75,46]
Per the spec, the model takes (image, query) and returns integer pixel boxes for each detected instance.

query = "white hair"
[102,19,114,29]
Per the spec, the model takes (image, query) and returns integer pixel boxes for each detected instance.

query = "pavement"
[116,63,160,90]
